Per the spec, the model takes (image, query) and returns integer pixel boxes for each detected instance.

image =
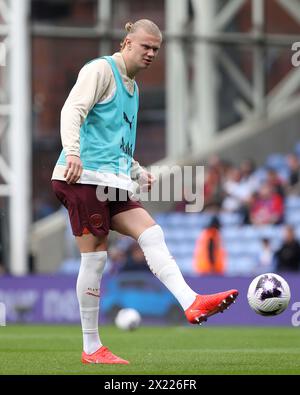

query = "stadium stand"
[33,144,300,277]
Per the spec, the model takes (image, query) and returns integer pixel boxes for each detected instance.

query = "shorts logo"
[89,214,103,228]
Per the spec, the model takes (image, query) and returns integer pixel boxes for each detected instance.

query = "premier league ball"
[247,273,291,316]
[115,308,142,331]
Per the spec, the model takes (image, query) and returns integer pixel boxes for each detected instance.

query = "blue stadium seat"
[270,238,282,251]
[241,226,259,239]
[256,225,281,239]
[285,195,300,209]
[58,258,80,274]
[225,242,242,255]
[243,240,261,255]
[285,210,300,226]
[265,153,286,170]
[253,167,267,183]
[278,168,290,182]
[176,257,194,275]
[174,242,194,258]
[295,225,300,240]
[219,212,243,226]
[183,213,202,226]
[294,141,300,158]
[221,227,243,241]
[227,255,257,276]
[226,241,258,256]
[164,227,185,242]
[186,227,203,241]
[178,212,213,228]
[166,212,186,226]
[157,202,299,277]
[154,213,169,227]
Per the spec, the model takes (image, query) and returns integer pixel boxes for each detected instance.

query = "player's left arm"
[130,159,156,191]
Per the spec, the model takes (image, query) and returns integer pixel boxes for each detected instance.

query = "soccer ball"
[247,273,291,316]
[115,308,141,331]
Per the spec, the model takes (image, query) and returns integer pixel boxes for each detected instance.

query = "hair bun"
[125,22,133,32]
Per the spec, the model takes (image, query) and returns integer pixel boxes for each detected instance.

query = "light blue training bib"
[57,56,139,176]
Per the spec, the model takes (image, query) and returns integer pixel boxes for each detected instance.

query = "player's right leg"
[184,290,238,324]
[51,181,129,364]
[110,207,238,325]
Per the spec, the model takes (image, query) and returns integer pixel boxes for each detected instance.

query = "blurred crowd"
[176,151,300,226]
[108,237,148,275]
[25,145,300,277]
[109,147,300,276]
[192,217,300,276]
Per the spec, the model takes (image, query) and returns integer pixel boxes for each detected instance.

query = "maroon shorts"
[52,180,143,237]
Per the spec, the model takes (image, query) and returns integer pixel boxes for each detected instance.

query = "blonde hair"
[120,19,162,50]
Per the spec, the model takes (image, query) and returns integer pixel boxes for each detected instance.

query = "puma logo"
[86,291,100,298]
[123,112,134,130]
[189,309,203,314]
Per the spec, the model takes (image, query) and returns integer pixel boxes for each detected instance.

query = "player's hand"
[64,155,83,184]
[138,170,156,192]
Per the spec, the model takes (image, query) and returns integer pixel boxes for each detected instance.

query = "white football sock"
[138,225,197,310]
[76,251,107,354]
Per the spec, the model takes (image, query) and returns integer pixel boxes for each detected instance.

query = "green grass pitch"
[0,325,299,375]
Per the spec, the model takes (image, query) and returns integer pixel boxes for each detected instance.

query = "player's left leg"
[111,207,238,324]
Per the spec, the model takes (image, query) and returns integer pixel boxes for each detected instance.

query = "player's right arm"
[64,155,83,184]
[61,60,112,184]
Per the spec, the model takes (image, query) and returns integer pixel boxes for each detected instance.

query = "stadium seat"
[186,227,203,241]
[253,167,267,183]
[225,242,246,255]
[295,225,300,240]
[166,212,186,227]
[58,258,80,274]
[219,212,243,226]
[265,153,286,170]
[164,227,184,242]
[154,213,169,227]
[157,193,300,277]
[227,255,257,276]
[221,227,243,241]
[241,226,259,239]
[285,210,300,226]
[285,195,300,209]
[183,213,202,226]
[294,141,300,158]
[176,257,194,275]
[256,225,281,239]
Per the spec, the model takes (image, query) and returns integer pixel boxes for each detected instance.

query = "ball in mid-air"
[247,273,291,316]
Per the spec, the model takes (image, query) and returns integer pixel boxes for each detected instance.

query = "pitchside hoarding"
[0,273,299,326]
